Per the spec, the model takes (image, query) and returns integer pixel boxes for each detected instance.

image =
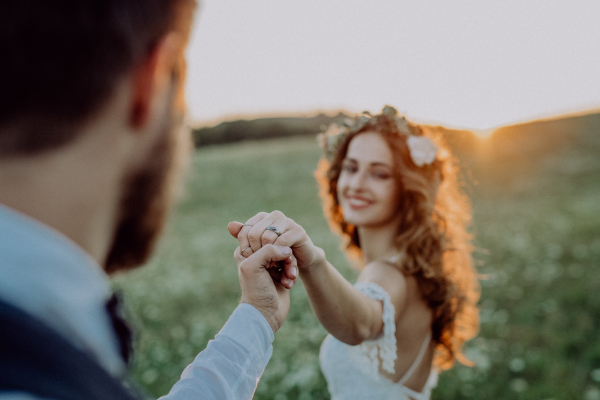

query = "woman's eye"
[342,164,357,173]
[372,171,391,179]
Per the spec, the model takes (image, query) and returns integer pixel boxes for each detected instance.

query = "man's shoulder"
[0,300,139,400]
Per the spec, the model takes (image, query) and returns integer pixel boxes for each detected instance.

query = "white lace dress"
[320,282,438,400]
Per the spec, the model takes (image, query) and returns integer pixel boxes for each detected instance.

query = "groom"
[0,1,297,399]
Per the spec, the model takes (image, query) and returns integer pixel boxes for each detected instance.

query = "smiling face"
[336,132,401,229]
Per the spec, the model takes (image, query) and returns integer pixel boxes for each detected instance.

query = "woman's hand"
[228,211,325,280]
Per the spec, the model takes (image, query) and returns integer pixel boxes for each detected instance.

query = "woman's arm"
[229,211,408,346]
[301,253,408,345]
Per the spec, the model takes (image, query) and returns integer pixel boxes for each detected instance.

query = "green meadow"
[114,120,600,399]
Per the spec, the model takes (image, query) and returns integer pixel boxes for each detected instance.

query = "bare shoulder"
[357,260,410,318]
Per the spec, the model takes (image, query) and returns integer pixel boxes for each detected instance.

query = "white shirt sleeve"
[0,304,273,400]
[160,303,274,400]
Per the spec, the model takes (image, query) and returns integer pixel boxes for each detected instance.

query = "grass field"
[114,128,600,399]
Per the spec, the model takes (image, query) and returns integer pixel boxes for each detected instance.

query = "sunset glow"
[185,0,600,130]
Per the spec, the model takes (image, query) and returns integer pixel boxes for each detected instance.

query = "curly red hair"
[315,109,480,369]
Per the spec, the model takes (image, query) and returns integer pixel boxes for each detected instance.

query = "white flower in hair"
[406,135,438,167]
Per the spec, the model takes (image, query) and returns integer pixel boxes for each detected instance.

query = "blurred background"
[114,1,600,399]
[185,0,600,131]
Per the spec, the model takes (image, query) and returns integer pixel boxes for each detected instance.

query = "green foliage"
[113,113,600,399]
[191,113,348,147]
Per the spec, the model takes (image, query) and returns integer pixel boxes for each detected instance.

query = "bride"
[229,106,480,399]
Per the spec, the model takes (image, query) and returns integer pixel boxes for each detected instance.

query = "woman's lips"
[346,196,373,210]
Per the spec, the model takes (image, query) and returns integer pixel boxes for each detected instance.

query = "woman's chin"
[342,206,391,227]
[343,214,371,227]
[343,212,398,229]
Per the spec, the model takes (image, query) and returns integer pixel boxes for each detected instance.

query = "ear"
[129,32,184,129]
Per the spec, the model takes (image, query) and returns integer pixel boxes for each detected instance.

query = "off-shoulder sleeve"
[354,282,397,374]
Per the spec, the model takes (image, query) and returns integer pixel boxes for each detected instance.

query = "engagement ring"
[266,226,281,237]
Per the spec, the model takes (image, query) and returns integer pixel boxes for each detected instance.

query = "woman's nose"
[348,170,367,189]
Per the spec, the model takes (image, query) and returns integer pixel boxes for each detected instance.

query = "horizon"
[188,105,600,138]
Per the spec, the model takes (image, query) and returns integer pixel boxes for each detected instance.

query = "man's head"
[0,0,195,155]
[0,0,197,273]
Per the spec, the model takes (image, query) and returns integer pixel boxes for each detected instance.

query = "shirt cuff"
[218,303,274,364]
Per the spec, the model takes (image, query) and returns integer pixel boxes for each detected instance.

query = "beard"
[104,90,191,274]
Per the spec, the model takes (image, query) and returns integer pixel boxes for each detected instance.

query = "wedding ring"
[240,246,252,257]
[266,226,281,237]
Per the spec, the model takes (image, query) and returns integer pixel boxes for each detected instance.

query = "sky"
[184,0,600,130]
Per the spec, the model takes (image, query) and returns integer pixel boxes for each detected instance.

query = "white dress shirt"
[0,203,274,400]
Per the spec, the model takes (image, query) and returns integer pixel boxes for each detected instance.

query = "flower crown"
[317,106,438,167]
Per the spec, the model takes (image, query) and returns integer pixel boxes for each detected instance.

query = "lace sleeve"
[354,281,397,374]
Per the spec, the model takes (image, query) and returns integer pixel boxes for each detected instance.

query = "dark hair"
[0,0,196,155]
[315,108,480,369]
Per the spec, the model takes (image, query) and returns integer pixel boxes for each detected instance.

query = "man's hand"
[233,244,295,333]
[229,216,299,289]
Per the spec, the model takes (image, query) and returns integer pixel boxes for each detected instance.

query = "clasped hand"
[227,211,324,333]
